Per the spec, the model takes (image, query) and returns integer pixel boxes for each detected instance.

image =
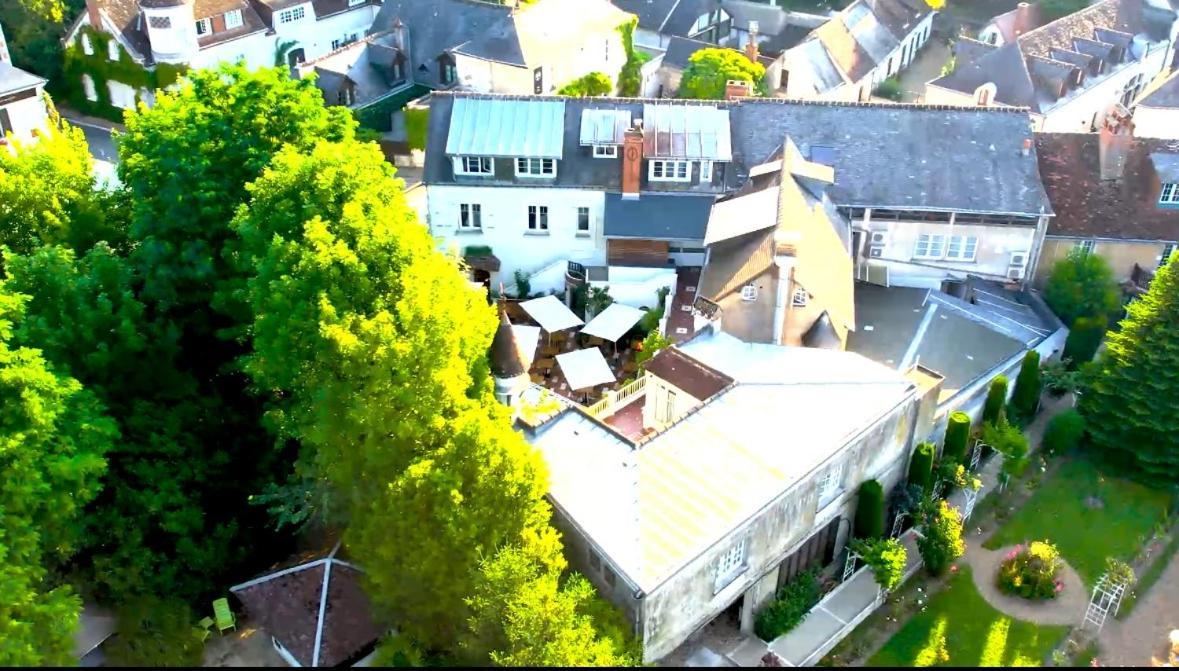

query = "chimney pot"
[621,125,644,199]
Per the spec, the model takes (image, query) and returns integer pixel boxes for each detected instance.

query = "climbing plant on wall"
[616,17,648,97]
[60,26,186,121]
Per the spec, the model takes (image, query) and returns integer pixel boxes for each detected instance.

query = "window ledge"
[712,565,749,597]
[575,232,592,238]
[455,228,484,235]
[524,231,551,236]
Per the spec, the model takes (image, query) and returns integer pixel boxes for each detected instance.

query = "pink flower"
[950,564,959,574]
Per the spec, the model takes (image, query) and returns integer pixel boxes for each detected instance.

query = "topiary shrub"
[1042,409,1085,456]
[753,569,822,641]
[1063,315,1107,366]
[854,479,885,540]
[943,412,971,464]
[1011,350,1042,418]
[983,375,1008,425]
[997,541,1064,600]
[908,442,935,492]
[916,499,965,576]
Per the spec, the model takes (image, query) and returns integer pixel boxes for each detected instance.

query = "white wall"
[634,28,669,51]
[427,184,608,284]
[1132,104,1179,139]
[589,265,677,310]
[1,89,49,142]
[455,26,624,94]
[641,375,703,430]
[863,217,1038,289]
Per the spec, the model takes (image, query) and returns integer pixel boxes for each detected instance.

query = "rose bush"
[997,541,1064,600]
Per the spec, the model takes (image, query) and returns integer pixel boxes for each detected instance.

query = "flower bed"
[997,541,1065,600]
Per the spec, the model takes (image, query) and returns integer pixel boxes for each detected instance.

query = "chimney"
[85,0,102,31]
[725,79,753,100]
[621,121,643,200]
[1021,138,1032,156]
[1098,118,1132,181]
[745,20,760,63]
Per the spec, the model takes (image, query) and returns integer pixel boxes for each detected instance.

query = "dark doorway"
[776,516,842,589]
[722,593,744,628]
[287,47,305,69]
[0,108,11,136]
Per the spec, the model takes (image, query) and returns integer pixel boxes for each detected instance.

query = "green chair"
[212,598,236,634]
[196,616,214,642]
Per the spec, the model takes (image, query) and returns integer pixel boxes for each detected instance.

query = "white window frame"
[792,287,808,307]
[453,156,493,176]
[515,157,556,178]
[107,38,120,61]
[592,145,618,159]
[713,538,747,594]
[347,0,366,6]
[649,159,690,182]
[1159,243,1176,269]
[81,73,98,102]
[277,6,305,23]
[459,203,482,230]
[700,160,713,182]
[195,18,212,36]
[740,284,757,301]
[527,205,549,232]
[1160,183,1179,205]
[662,389,677,423]
[913,233,947,260]
[1077,239,1095,255]
[331,39,342,50]
[576,207,591,235]
[81,33,94,56]
[944,235,979,262]
[224,9,243,29]
[816,462,844,510]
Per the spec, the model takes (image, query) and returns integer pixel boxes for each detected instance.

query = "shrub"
[1042,358,1082,396]
[1043,247,1120,326]
[512,270,531,299]
[854,479,885,540]
[982,416,1029,479]
[1063,315,1107,366]
[1103,556,1136,588]
[404,107,430,151]
[849,537,907,592]
[558,72,613,96]
[873,77,904,101]
[1042,409,1085,456]
[105,597,205,667]
[908,442,935,492]
[753,569,822,641]
[917,499,966,576]
[983,375,1008,425]
[943,412,971,464]
[616,18,647,97]
[997,541,1064,600]
[1011,351,1042,417]
[635,330,671,371]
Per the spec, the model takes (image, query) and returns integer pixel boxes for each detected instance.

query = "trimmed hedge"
[1042,409,1085,456]
[943,412,971,465]
[1011,350,1042,417]
[855,479,885,540]
[983,375,1008,425]
[908,442,935,492]
[754,569,822,642]
[1063,315,1107,366]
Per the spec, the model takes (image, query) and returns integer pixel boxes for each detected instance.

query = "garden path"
[1097,550,1179,666]
[962,543,1086,626]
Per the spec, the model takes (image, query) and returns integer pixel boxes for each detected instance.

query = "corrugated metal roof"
[445,97,566,158]
[641,104,733,161]
[579,109,632,146]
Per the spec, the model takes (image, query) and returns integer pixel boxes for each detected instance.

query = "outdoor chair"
[196,616,214,642]
[212,597,236,634]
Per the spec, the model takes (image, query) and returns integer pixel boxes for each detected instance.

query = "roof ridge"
[1015,0,1119,44]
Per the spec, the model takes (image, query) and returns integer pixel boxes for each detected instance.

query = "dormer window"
[1161,183,1179,205]
[454,156,493,176]
[792,288,808,307]
[741,284,757,301]
[439,54,457,85]
[224,9,243,29]
[516,158,556,178]
[592,145,617,159]
[649,159,690,182]
[195,18,211,36]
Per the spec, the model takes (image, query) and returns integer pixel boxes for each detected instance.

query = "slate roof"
[302,32,406,108]
[1036,132,1179,241]
[642,346,733,400]
[613,0,722,36]
[603,193,716,239]
[662,35,717,70]
[0,62,46,96]
[721,0,817,54]
[929,0,1178,113]
[1136,68,1179,107]
[984,1,1046,43]
[426,92,1054,217]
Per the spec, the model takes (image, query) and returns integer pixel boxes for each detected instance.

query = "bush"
[917,499,965,576]
[849,537,907,592]
[404,107,429,151]
[105,597,205,667]
[908,442,935,492]
[753,569,822,641]
[1103,556,1136,588]
[997,541,1064,600]
[854,479,885,540]
[1042,358,1082,396]
[983,375,1008,425]
[558,72,613,96]
[1043,247,1120,327]
[982,416,1029,479]
[1063,315,1107,366]
[943,412,971,465]
[1011,351,1042,418]
[616,18,647,97]
[635,330,671,371]
[512,270,531,299]
[1042,409,1085,456]
[873,77,904,101]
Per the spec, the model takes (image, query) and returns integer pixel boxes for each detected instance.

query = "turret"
[140,0,198,64]
[489,300,530,407]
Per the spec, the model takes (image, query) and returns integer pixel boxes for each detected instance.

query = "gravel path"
[963,543,1086,626]
[1098,550,1179,666]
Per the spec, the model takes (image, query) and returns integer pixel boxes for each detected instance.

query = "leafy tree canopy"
[558,72,613,97]
[1044,248,1121,326]
[678,48,765,100]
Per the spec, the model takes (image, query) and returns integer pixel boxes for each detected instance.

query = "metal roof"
[1150,152,1179,183]
[445,97,566,159]
[579,109,632,146]
[642,104,733,161]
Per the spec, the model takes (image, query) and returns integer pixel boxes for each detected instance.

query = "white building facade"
[0,21,50,143]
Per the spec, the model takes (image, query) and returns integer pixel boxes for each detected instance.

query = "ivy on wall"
[616,17,648,97]
[60,26,186,121]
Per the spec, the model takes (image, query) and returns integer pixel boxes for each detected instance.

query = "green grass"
[982,458,1173,584]
[868,567,1068,667]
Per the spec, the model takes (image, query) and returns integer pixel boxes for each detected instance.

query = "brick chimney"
[85,0,103,30]
[725,79,753,100]
[1098,117,1133,181]
[622,121,643,200]
[745,20,760,63]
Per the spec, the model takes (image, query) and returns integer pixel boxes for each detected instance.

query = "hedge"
[982,375,1008,425]
[1010,350,1042,417]
[754,569,822,642]
[854,479,885,540]
[1063,315,1107,366]
[1042,409,1085,456]
[908,442,935,492]
[943,412,971,465]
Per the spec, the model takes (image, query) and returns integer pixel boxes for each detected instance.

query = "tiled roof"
[984,1,1045,43]
[1036,132,1179,241]
[603,193,716,240]
[642,346,733,400]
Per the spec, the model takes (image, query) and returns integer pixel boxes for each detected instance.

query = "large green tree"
[678,48,765,100]
[1080,256,1179,482]
[1043,247,1121,327]
[0,289,115,665]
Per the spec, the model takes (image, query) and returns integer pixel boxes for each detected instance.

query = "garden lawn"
[868,567,1068,667]
[983,458,1173,585]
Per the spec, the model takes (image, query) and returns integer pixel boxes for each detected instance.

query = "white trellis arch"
[970,439,986,471]
[842,547,859,583]
[961,487,979,522]
[890,512,910,539]
[1082,572,1128,632]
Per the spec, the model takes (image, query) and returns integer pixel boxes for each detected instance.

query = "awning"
[464,253,501,272]
[520,295,584,332]
[581,303,646,343]
[557,348,616,391]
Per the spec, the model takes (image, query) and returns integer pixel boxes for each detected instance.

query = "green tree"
[848,537,907,592]
[104,597,205,667]
[983,375,1008,425]
[558,72,613,96]
[916,499,965,576]
[908,442,935,492]
[983,415,1029,479]
[1010,350,1042,418]
[0,0,82,98]
[678,48,765,100]
[1044,248,1120,327]
[1040,0,1088,21]
[1063,315,1107,366]
[635,329,672,371]
[0,110,126,255]
[1080,256,1179,482]
[616,18,647,97]
[942,411,971,464]
[854,479,885,540]
[1042,409,1085,457]
[0,289,115,665]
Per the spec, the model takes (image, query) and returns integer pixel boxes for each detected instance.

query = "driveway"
[78,123,118,164]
